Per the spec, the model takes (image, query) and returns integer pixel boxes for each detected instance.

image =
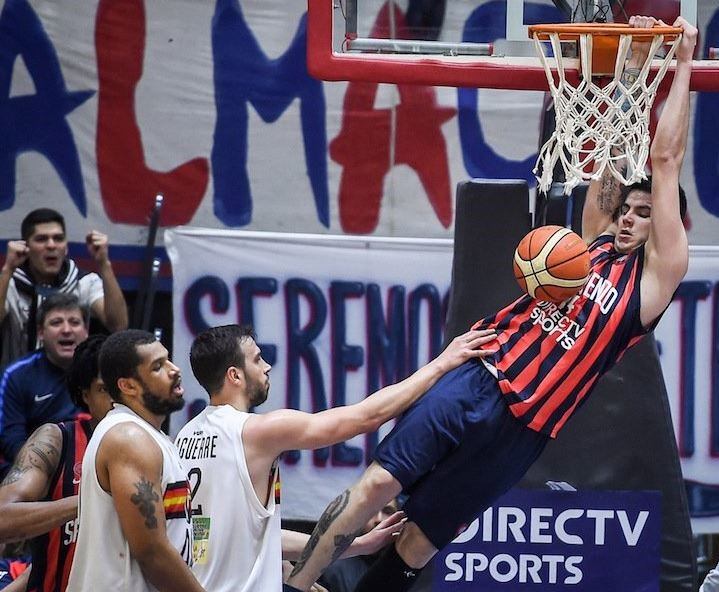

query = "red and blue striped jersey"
[473,234,652,438]
[27,416,91,592]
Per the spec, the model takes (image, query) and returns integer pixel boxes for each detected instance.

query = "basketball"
[513,226,590,303]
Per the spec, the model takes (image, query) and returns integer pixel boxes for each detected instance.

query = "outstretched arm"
[244,329,496,460]
[639,16,696,327]
[0,424,77,542]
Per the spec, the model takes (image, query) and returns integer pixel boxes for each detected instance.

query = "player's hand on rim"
[627,15,659,65]
[671,16,698,62]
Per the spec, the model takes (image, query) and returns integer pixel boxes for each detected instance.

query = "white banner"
[655,246,719,534]
[168,227,719,526]
[167,227,453,520]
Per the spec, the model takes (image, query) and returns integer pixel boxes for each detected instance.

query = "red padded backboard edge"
[306,0,719,92]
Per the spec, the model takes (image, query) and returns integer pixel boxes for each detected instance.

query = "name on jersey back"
[177,433,218,460]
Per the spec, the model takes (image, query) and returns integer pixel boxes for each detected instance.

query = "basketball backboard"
[306,0,719,90]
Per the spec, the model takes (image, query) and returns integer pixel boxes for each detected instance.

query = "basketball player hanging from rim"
[284,14,698,592]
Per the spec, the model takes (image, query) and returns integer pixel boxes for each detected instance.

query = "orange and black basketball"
[513,225,590,303]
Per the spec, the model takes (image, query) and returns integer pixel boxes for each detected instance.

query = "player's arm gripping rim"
[0,424,77,542]
[581,15,659,244]
[97,423,205,592]
[638,16,695,328]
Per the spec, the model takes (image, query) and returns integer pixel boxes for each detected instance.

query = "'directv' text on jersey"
[473,234,654,438]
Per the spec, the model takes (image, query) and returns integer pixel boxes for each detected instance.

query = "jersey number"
[188,467,203,516]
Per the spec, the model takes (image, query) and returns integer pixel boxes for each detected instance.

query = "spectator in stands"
[0,208,127,369]
[0,294,89,465]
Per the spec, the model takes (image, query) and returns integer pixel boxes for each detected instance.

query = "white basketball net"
[532,31,681,194]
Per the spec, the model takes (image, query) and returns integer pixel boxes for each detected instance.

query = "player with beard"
[66,330,204,592]
[175,324,495,592]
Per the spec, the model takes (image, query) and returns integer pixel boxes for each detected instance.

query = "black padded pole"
[444,179,531,344]
[132,194,163,329]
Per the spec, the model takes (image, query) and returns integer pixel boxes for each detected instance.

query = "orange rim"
[528,23,682,42]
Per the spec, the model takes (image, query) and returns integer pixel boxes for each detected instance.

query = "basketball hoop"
[528,23,682,194]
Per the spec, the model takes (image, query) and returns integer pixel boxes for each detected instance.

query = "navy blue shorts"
[374,359,549,549]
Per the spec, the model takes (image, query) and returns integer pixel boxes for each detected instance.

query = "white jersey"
[67,404,193,592]
[175,404,282,592]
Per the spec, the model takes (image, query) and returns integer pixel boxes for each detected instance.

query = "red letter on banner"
[331,3,455,234]
[95,0,208,225]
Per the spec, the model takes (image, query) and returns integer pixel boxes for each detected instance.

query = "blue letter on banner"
[407,283,443,373]
[184,276,231,335]
[211,1,329,227]
[0,0,92,213]
[329,281,365,466]
[693,7,719,218]
[458,1,560,182]
[366,284,406,457]
[670,281,712,457]
[235,277,278,367]
[285,278,328,464]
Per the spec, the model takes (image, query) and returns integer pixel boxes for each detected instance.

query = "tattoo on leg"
[290,489,355,577]
[130,477,160,529]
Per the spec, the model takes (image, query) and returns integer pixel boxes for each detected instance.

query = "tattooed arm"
[281,511,405,561]
[96,423,205,592]
[582,164,623,244]
[0,423,78,542]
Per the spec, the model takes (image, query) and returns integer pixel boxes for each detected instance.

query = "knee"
[355,462,402,505]
[395,522,438,569]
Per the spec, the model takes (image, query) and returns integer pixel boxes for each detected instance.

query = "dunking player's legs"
[287,462,402,591]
